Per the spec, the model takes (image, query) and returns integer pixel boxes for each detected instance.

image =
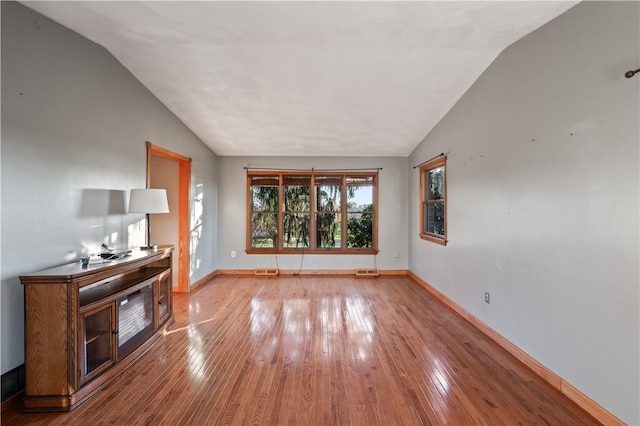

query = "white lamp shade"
[128,188,169,214]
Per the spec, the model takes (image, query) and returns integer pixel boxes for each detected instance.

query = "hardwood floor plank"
[3,276,601,426]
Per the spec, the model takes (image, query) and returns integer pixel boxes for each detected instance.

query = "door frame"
[146,141,191,293]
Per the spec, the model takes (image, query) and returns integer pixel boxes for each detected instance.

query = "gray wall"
[2,0,638,423]
[408,2,639,423]
[217,156,408,272]
[1,2,219,373]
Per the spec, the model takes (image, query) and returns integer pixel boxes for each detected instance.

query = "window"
[247,171,377,254]
[283,175,310,248]
[347,176,374,249]
[420,157,447,245]
[249,176,279,249]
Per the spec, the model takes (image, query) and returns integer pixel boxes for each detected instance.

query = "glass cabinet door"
[156,272,171,326]
[81,303,115,383]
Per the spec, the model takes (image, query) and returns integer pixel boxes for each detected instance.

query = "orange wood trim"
[310,174,317,249]
[246,171,377,177]
[373,173,379,251]
[246,174,252,253]
[145,145,152,188]
[341,177,347,252]
[443,159,447,242]
[407,271,624,426]
[208,269,408,278]
[147,142,192,293]
[560,381,625,426]
[189,270,220,292]
[214,269,256,277]
[278,176,284,250]
[418,156,447,246]
[378,269,408,276]
[246,170,379,253]
[419,233,447,246]
[146,141,190,162]
[177,160,191,293]
[280,269,354,276]
[418,162,425,242]
[245,249,380,255]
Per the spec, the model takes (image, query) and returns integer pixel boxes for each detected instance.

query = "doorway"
[147,141,191,293]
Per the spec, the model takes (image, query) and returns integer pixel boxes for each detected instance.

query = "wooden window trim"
[246,171,378,254]
[419,156,447,246]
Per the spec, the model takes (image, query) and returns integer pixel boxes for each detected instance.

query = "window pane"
[248,171,377,253]
[283,176,310,212]
[252,185,279,212]
[426,166,444,201]
[347,176,373,213]
[315,212,342,248]
[347,177,374,248]
[346,176,374,186]
[315,177,342,249]
[424,202,445,237]
[282,177,310,249]
[251,176,279,186]
[347,212,372,248]
[315,177,342,211]
[283,213,310,248]
[251,212,278,248]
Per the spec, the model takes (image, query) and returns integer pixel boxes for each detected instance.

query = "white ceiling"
[22,1,578,157]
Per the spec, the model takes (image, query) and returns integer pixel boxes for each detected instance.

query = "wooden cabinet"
[80,303,116,383]
[20,246,174,412]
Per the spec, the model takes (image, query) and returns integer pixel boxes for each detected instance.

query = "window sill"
[246,249,380,255]
[419,233,447,246]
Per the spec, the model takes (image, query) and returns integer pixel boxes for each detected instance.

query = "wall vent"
[355,268,379,277]
[254,268,279,276]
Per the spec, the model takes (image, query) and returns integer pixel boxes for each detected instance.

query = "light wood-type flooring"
[3,275,599,425]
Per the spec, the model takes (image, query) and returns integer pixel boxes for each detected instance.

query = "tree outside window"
[247,171,377,254]
[282,175,310,248]
[315,176,342,248]
[250,176,279,249]
[347,176,374,249]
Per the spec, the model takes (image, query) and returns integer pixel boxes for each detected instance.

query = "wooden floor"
[3,276,599,425]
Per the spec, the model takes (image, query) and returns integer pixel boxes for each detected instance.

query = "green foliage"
[347,204,373,248]
[283,185,310,247]
[251,186,279,248]
[428,167,444,200]
[316,185,340,247]
[251,177,374,250]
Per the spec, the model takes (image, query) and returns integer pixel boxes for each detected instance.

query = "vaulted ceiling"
[22,1,578,157]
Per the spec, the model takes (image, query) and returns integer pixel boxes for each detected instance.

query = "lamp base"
[139,244,158,250]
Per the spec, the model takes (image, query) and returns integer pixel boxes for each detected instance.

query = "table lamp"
[128,188,169,250]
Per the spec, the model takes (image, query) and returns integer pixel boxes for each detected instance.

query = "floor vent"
[255,268,279,276]
[355,268,379,277]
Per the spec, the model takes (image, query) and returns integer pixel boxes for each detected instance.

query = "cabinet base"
[22,395,72,412]
[22,315,174,412]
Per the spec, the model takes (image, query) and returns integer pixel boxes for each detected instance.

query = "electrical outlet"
[231,250,236,258]
[393,251,400,259]
[484,292,490,304]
